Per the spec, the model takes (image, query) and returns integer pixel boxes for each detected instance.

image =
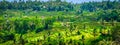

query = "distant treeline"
[0,0,120,12]
[0,0,120,22]
[0,0,73,11]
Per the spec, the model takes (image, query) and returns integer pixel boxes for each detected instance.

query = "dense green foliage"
[0,0,120,45]
[0,0,73,11]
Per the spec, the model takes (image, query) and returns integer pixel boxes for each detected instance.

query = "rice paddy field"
[0,0,120,45]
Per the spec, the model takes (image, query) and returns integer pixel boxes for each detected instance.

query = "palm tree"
[83,24,86,30]
[82,35,85,45]
[77,30,81,35]
[93,29,96,40]
[19,34,25,45]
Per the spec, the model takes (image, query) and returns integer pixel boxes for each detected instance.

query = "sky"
[0,0,115,3]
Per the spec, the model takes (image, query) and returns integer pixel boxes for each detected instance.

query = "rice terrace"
[0,0,120,45]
